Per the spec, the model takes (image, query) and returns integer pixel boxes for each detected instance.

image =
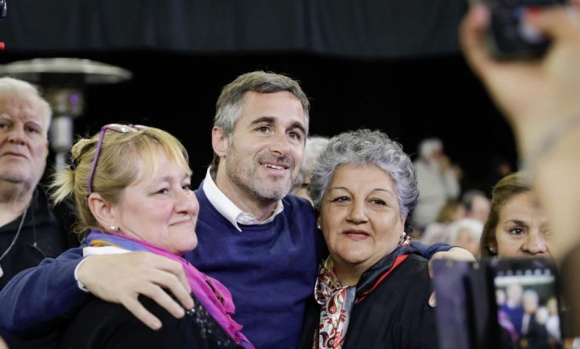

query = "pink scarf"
[86,231,254,349]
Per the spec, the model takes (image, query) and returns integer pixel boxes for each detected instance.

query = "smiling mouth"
[343,231,370,237]
[173,221,196,229]
[262,163,287,170]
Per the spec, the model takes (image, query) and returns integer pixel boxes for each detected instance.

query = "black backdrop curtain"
[1,0,467,58]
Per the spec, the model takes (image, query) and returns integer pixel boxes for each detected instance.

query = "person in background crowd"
[0,76,77,292]
[291,135,329,204]
[419,199,466,244]
[299,129,439,349]
[447,217,483,258]
[461,189,491,224]
[412,137,461,232]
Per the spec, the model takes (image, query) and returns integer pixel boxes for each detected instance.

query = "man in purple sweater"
[0,70,473,349]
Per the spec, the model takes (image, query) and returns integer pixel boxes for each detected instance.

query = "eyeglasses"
[87,123,143,194]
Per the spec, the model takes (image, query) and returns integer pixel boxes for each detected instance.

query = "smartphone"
[476,0,569,59]
[432,259,497,349]
[488,257,563,349]
[432,259,474,349]
[433,257,565,349]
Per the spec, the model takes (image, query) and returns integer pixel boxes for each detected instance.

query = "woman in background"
[480,172,551,258]
[480,171,577,348]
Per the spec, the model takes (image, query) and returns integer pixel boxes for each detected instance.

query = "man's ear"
[212,126,228,157]
[87,193,116,230]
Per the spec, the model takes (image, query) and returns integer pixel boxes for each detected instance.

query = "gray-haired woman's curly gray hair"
[308,129,419,233]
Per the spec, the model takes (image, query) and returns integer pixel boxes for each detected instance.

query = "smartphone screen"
[489,257,562,349]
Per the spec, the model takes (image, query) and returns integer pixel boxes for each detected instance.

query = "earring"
[489,246,496,253]
[110,225,117,232]
[399,232,407,244]
[317,225,321,230]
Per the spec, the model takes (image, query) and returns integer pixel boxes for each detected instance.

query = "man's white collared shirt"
[202,168,283,232]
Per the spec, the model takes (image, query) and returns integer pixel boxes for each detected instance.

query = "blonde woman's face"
[112,148,199,255]
[494,192,552,257]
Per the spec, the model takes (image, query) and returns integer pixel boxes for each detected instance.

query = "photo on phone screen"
[489,257,562,349]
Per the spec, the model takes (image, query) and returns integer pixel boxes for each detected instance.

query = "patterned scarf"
[84,230,254,349]
[313,247,411,349]
[313,257,356,349]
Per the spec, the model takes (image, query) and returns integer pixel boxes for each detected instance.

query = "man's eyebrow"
[25,118,43,126]
[249,116,276,125]
[249,116,306,135]
[290,120,307,136]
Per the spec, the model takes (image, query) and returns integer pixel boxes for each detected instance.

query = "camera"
[474,0,569,59]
